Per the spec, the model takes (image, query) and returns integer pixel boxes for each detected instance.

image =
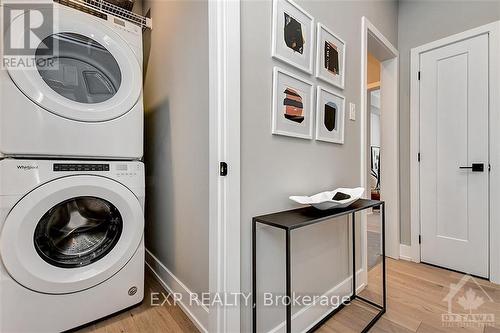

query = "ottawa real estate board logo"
[1,1,56,70]
[442,275,495,328]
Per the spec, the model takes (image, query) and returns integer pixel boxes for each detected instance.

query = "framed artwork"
[315,23,346,89]
[315,86,345,144]
[371,146,380,189]
[371,146,380,173]
[271,0,314,74]
[272,67,314,139]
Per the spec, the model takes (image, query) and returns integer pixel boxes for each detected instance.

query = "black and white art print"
[316,23,346,89]
[315,86,345,144]
[272,67,314,139]
[271,0,314,74]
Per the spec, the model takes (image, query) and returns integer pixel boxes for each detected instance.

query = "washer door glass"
[36,33,122,104]
[34,196,123,268]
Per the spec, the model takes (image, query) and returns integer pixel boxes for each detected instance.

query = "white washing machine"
[0,159,145,332]
[0,1,144,159]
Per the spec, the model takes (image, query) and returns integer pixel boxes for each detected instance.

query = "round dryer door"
[0,176,143,294]
[4,5,141,122]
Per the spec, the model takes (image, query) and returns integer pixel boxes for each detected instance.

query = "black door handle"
[459,163,484,172]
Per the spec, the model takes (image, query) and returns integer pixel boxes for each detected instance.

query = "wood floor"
[319,259,500,333]
[74,270,199,333]
[76,259,500,333]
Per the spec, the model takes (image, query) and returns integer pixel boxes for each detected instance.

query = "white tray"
[289,187,365,210]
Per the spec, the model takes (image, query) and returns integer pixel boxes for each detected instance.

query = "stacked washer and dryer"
[0,2,148,332]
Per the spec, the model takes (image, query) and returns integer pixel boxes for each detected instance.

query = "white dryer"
[0,159,145,332]
[0,1,143,159]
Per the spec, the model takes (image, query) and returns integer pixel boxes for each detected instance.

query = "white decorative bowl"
[289,187,365,210]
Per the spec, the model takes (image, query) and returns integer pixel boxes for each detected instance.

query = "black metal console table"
[252,199,386,333]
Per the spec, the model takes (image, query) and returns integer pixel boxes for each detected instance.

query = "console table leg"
[352,212,356,299]
[286,230,292,333]
[381,202,387,310]
[252,220,257,333]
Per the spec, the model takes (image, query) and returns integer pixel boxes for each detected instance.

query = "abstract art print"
[315,86,345,144]
[272,0,314,74]
[316,23,346,89]
[272,67,314,139]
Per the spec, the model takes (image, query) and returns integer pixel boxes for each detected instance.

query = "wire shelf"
[55,0,152,29]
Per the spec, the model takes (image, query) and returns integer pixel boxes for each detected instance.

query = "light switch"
[349,103,356,121]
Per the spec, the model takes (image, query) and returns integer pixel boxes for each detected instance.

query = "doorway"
[361,17,400,279]
[410,21,500,282]
[368,86,381,270]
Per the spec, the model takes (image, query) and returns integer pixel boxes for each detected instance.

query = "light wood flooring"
[319,259,500,333]
[74,270,199,333]
[77,259,500,333]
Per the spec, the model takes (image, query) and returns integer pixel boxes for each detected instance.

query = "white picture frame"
[315,86,345,144]
[272,67,314,139]
[315,23,346,89]
[271,0,314,74]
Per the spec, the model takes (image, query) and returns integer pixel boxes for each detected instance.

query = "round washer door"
[5,6,141,122]
[0,176,143,294]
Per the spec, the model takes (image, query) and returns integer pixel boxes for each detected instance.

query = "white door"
[420,33,489,278]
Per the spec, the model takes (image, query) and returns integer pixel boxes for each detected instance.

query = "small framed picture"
[271,0,314,74]
[272,67,314,139]
[315,23,346,89]
[315,86,345,144]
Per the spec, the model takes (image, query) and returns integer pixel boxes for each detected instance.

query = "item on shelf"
[332,192,350,201]
[289,187,364,210]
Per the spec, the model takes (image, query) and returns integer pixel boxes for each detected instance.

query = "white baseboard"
[267,269,365,333]
[145,249,209,333]
[399,244,413,261]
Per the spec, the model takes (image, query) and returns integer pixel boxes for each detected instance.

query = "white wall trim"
[361,17,400,263]
[145,249,209,333]
[267,269,365,333]
[399,244,413,262]
[409,21,500,283]
[208,0,242,331]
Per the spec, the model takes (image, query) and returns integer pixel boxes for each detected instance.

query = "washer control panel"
[53,163,110,172]
[115,163,140,177]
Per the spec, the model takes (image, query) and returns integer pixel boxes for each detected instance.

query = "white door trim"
[208,0,241,332]
[409,21,500,283]
[360,17,400,273]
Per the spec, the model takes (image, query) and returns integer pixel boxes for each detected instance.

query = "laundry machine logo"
[2,1,56,70]
[16,164,39,171]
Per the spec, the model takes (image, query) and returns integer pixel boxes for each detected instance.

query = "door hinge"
[419,235,422,244]
[418,71,421,80]
[418,153,421,162]
[219,162,228,176]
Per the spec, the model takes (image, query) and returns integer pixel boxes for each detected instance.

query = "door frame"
[208,0,241,332]
[409,21,500,283]
[360,17,400,271]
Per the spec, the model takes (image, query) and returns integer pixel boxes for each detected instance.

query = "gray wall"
[142,0,209,294]
[398,0,500,245]
[240,1,398,331]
